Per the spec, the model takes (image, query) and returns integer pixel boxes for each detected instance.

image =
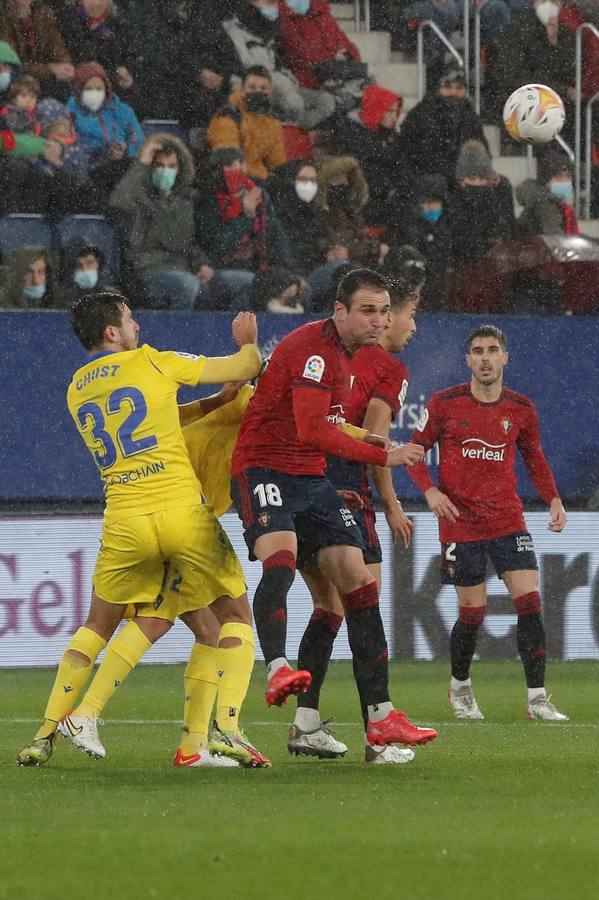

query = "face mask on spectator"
[23,284,46,302]
[295,179,318,203]
[288,0,310,13]
[0,72,11,92]
[74,269,99,290]
[81,89,106,112]
[260,5,279,20]
[152,166,177,192]
[536,1,560,24]
[327,184,351,207]
[245,91,272,114]
[421,207,442,224]
[549,180,573,202]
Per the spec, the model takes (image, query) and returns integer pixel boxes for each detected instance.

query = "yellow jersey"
[67,344,208,524]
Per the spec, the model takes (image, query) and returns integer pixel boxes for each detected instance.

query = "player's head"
[333,268,391,350]
[71,291,139,353]
[382,281,420,352]
[466,325,508,387]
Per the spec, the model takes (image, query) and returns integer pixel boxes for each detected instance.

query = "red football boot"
[367,710,438,747]
[265,665,312,707]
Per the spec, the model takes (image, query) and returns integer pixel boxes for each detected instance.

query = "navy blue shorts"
[441,531,538,587]
[231,467,365,561]
[296,501,381,569]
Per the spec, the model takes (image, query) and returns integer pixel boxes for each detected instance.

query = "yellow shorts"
[94,504,246,620]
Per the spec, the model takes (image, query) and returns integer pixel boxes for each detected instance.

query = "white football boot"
[364,744,415,765]
[58,714,106,758]
[526,694,569,721]
[449,685,484,720]
[288,719,347,759]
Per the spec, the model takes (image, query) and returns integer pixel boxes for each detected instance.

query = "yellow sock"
[37,627,107,737]
[74,622,152,718]
[179,643,219,754]
[215,623,255,734]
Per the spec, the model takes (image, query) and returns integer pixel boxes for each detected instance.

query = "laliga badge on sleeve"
[303,355,325,383]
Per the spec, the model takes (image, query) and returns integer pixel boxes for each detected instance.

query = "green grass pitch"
[1,661,597,900]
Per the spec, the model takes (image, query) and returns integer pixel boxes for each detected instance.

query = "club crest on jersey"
[501,418,512,434]
[303,355,325,383]
[258,512,270,527]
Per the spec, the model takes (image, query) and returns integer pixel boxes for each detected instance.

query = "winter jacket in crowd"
[0,1,70,82]
[449,181,516,270]
[267,158,330,272]
[196,160,295,273]
[0,244,56,308]
[207,88,286,182]
[516,180,580,236]
[560,2,599,98]
[277,0,361,89]
[66,62,143,168]
[36,96,90,184]
[0,40,46,156]
[316,155,369,246]
[109,133,210,278]
[58,2,132,88]
[399,94,487,186]
[331,84,406,226]
[492,9,575,101]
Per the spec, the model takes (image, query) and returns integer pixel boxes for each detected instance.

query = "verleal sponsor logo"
[303,355,325,383]
[398,379,408,406]
[461,438,506,461]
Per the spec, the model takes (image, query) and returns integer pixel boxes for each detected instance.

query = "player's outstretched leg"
[58,619,159,758]
[449,604,486,720]
[253,546,311,706]
[288,607,348,759]
[16,600,118,766]
[513,591,569,721]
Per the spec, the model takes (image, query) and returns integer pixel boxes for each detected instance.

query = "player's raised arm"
[517,402,566,533]
[199,312,262,383]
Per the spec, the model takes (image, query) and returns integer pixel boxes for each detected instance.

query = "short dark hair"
[74,245,104,265]
[467,324,507,351]
[71,291,128,351]
[336,267,390,310]
[243,65,272,84]
[388,281,420,310]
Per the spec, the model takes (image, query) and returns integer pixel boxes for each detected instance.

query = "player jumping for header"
[409,325,568,722]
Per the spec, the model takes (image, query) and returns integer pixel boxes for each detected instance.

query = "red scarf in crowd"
[215,170,269,270]
[560,202,580,235]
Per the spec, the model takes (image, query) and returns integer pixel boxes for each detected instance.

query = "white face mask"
[295,179,318,203]
[536,1,560,25]
[81,88,106,112]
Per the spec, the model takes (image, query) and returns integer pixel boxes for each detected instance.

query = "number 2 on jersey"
[77,387,158,470]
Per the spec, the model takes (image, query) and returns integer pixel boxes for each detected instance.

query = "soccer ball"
[502,84,565,144]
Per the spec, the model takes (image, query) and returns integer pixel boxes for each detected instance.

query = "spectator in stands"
[399,67,487,187]
[277,0,367,111]
[67,62,143,168]
[196,147,302,311]
[0,1,74,100]
[561,0,599,98]
[489,0,575,140]
[0,244,56,307]
[207,66,286,182]
[331,83,406,227]
[58,1,135,100]
[267,158,330,272]
[216,0,336,129]
[57,244,115,307]
[316,154,369,246]
[37,97,90,184]
[4,74,41,140]
[391,173,453,310]
[449,140,516,272]
[516,151,579,235]
[110,135,254,310]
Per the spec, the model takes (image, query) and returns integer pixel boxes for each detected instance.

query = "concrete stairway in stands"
[330,2,599,237]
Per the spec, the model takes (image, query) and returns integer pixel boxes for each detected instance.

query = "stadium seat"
[55,215,121,283]
[142,119,191,146]
[0,214,54,262]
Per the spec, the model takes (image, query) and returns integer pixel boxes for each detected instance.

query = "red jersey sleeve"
[292,385,388,466]
[408,394,441,493]
[371,360,409,419]
[517,402,559,503]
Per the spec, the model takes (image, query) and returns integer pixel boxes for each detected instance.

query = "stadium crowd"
[0,0,598,314]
